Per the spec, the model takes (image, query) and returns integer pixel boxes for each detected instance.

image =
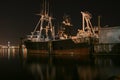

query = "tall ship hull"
[24,38,93,55]
[24,38,95,61]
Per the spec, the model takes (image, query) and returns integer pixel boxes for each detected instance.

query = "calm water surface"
[0,48,120,80]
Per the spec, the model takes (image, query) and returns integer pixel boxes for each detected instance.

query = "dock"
[93,43,120,55]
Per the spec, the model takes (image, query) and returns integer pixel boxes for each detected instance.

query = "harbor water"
[0,48,120,80]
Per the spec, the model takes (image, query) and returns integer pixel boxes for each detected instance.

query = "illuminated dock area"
[0,41,19,49]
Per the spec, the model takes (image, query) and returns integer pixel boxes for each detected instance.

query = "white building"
[99,26,120,43]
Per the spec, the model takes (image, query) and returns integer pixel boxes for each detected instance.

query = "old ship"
[24,0,99,57]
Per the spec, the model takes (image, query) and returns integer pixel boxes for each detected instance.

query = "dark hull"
[24,38,93,57]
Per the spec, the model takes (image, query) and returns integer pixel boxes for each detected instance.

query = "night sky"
[0,0,120,45]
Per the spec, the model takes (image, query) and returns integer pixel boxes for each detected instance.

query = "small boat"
[24,0,99,58]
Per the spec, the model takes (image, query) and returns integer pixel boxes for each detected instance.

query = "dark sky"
[0,0,120,45]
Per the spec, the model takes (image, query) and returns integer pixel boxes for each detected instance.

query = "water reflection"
[0,48,19,59]
[23,54,98,80]
[1,48,120,80]
[22,52,120,80]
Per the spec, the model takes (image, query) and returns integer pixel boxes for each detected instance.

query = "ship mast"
[98,15,101,36]
[30,0,55,41]
[81,11,95,35]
